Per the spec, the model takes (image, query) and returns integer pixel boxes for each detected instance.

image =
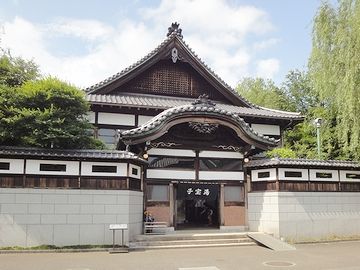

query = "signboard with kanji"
[177,183,219,200]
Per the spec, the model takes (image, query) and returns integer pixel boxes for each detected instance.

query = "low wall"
[248,192,360,241]
[224,205,245,226]
[0,188,143,247]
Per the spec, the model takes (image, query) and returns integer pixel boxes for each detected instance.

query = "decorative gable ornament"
[189,122,219,134]
[171,47,178,63]
[192,94,216,107]
[167,22,183,38]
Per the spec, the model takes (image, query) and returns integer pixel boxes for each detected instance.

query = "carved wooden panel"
[117,60,229,101]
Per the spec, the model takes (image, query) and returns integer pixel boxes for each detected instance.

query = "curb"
[0,248,110,254]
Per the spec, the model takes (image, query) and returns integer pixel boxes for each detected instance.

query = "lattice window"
[118,60,228,101]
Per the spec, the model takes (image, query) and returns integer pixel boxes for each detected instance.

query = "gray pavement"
[1,241,360,270]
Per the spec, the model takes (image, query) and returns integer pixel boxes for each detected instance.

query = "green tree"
[236,72,325,159]
[236,77,290,110]
[309,0,360,160]
[0,49,39,87]
[0,77,104,149]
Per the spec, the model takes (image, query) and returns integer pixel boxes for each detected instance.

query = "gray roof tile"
[87,93,303,120]
[120,101,279,146]
[0,146,146,163]
[245,158,360,169]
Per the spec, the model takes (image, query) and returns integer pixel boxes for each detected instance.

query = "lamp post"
[314,118,323,159]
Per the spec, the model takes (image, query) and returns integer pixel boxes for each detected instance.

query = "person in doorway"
[194,199,205,223]
[200,202,214,225]
[207,207,214,225]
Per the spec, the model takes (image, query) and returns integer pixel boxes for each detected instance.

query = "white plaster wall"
[198,151,243,159]
[198,171,244,181]
[251,124,280,136]
[138,115,154,126]
[248,192,360,241]
[87,112,96,124]
[0,188,143,247]
[81,162,128,177]
[26,160,79,176]
[251,168,277,182]
[148,148,196,157]
[146,169,195,180]
[97,112,135,126]
[0,159,24,174]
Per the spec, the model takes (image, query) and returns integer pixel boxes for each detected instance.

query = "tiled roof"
[87,94,303,121]
[83,27,255,108]
[245,158,360,169]
[120,100,279,147]
[0,146,146,163]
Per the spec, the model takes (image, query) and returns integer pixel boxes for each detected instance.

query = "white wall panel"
[278,168,309,181]
[199,171,244,181]
[129,164,141,179]
[138,115,154,126]
[199,151,243,159]
[251,124,280,136]
[309,169,339,182]
[339,170,360,182]
[81,162,127,177]
[251,168,277,182]
[148,148,195,157]
[26,160,79,176]
[0,158,24,174]
[97,112,135,126]
[87,112,96,124]
[147,169,195,180]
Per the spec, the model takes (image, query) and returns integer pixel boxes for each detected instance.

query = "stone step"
[134,232,250,242]
[132,237,254,247]
[130,241,256,250]
[130,231,258,250]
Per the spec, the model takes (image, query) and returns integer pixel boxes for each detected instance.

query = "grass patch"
[0,244,124,251]
[286,234,360,244]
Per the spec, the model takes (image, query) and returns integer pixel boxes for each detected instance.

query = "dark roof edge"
[245,158,360,169]
[0,146,146,163]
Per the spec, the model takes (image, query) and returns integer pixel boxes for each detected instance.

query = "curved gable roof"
[119,96,279,151]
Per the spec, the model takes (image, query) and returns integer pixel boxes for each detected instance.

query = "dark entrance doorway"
[175,183,219,229]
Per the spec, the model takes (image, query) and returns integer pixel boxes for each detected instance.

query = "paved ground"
[1,241,360,270]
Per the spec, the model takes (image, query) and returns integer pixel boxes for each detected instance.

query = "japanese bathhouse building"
[1,23,360,247]
[84,23,303,231]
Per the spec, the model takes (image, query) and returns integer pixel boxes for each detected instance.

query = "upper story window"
[40,164,67,172]
[0,162,10,170]
[316,172,333,178]
[346,173,360,179]
[284,171,303,178]
[258,171,270,178]
[148,156,195,169]
[92,165,117,173]
[97,129,117,149]
[199,158,242,171]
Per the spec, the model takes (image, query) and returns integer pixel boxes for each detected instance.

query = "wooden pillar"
[219,183,225,226]
[275,168,280,191]
[169,183,174,227]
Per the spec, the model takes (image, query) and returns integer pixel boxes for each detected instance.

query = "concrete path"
[1,240,360,270]
[247,232,296,251]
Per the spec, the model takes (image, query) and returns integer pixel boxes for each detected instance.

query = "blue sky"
[0,0,323,88]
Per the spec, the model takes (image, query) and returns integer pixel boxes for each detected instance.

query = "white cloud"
[47,18,114,41]
[253,38,280,51]
[0,0,280,88]
[256,58,280,79]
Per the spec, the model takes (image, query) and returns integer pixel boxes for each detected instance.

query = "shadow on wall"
[248,191,360,241]
[0,189,143,247]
